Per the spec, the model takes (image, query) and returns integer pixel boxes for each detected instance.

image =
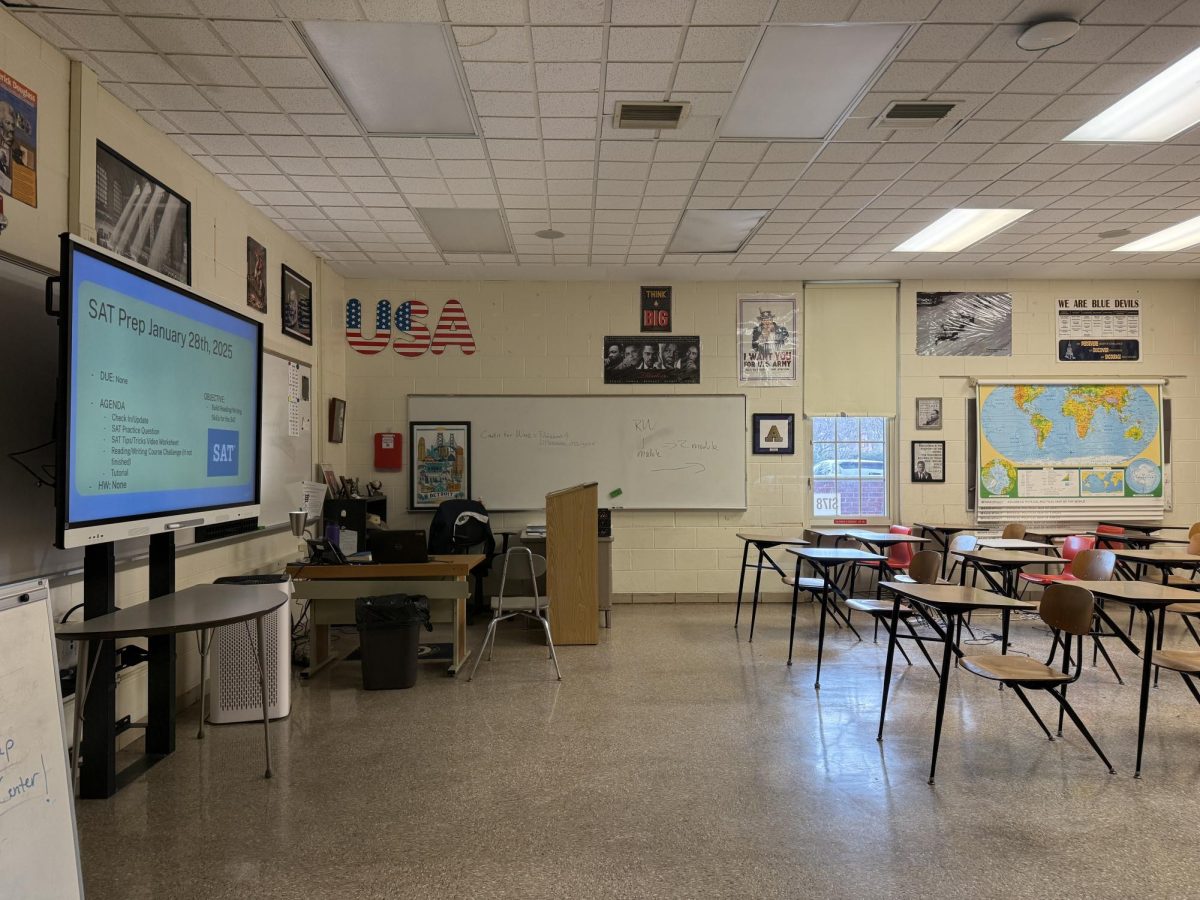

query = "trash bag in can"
[355,594,432,690]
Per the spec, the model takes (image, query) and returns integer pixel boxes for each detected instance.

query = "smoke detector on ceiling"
[873,101,961,129]
[613,101,691,130]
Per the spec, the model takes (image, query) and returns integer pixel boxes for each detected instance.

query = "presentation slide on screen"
[68,249,260,523]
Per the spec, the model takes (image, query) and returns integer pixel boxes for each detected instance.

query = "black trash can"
[355,594,432,690]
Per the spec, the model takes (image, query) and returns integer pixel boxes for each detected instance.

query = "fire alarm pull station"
[374,432,403,469]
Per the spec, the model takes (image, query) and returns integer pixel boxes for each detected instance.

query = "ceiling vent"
[613,101,691,130]
[874,100,959,128]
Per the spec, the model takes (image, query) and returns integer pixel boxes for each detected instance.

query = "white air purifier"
[208,576,292,724]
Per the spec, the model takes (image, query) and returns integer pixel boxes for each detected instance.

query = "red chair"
[1095,524,1124,549]
[1019,534,1095,593]
[854,526,914,593]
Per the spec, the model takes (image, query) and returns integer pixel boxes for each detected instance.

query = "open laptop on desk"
[368,529,430,564]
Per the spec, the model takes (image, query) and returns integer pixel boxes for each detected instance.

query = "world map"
[981,384,1159,465]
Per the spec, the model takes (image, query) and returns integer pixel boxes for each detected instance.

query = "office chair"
[428,499,499,617]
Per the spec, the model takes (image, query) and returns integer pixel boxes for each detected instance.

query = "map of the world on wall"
[978,383,1163,502]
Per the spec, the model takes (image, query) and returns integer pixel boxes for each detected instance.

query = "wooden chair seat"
[960,654,1074,684]
[1167,602,1200,615]
[845,598,914,615]
[1019,572,1078,586]
[783,576,824,590]
[1151,649,1200,674]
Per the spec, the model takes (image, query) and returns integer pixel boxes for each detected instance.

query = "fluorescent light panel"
[301,21,474,135]
[668,209,769,253]
[418,208,512,254]
[721,24,906,139]
[1114,213,1200,252]
[1064,45,1200,142]
[894,208,1032,253]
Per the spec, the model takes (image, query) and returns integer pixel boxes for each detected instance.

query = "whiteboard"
[0,579,85,900]
[259,353,313,528]
[408,395,747,510]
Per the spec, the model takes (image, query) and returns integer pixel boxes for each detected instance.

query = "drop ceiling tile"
[342,176,397,192]
[478,117,538,138]
[243,57,328,88]
[649,160,703,179]
[326,157,384,176]
[486,139,542,159]
[292,114,360,136]
[541,118,598,139]
[92,51,185,83]
[369,137,428,158]
[212,20,306,57]
[1037,24,1142,62]
[761,143,820,163]
[167,55,254,87]
[137,110,178,133]
[278,157,335,176]
[257,190,310,205]
[216,155,281,175]
[436,159,492,178]
[396,176,449,192]
[681,26,759,61]
[254,135,318,156]
[14,13,77,48]
[611,0,692,24]
[46,14,151,51]
[130,83,212,111]
[463,62,536,92]
[454,27,532,61]
[940,61,1028,92]
[129,17,226,54]
[233,113,297,134]
[898,23,991,59]
[104,83,150,110]
[191,0,278,17]
[535,62,602,91]
[539,93,598,117]
[529,0,606,23]
[545,160,595,177]
[429,138,488,158]
[710,142,767,163]
[446,0,527,24]
[872,61,957,93]
[975,92,1055,120]
[270,88,344,114]
[198,86,280,113]
[216,172,244,190]
[166,110,239,133]
[701,161,756,179]
[1111,26,1200,64]
[544,139,595,159]
[600,141,654,161]
[1006,62,1095,92]
[292,175,348,191]
[239,173,295,191]
[608,27,682,61]
[492,160,545,178]
[473,92,537,117]
[531,27,604,60]
[947,120,1020,141]
[606,62,674,91]
[598,161,650,180]
[772,0,857,22]
[383,158,438,178]
[691,0,772,23]
[359,0,442,21]
[673,62,745,92]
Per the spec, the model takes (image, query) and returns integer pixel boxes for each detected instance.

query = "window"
[811,416,888,518]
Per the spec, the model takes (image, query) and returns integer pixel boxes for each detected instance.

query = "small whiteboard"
[0,580,85,900]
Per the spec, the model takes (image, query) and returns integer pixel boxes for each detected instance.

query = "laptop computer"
[368,529,430,564]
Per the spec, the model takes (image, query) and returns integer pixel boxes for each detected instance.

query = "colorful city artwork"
[409,422,470,510]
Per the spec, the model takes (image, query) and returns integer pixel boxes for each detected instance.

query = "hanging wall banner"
[0,68,37,207]
[916,292,1012,356]
[640,285,672,332]
[603,336,700,384]
[737,294,797,385]
[1056,297,1140,361]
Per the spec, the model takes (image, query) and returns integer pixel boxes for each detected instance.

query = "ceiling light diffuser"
[668,209,769,254]
[1114,214,1200,252]
[720,23,906,139]
[894,208,1032,252]
[301,21,474,135]
[1064,45,1200,142]
[417,209,512,254]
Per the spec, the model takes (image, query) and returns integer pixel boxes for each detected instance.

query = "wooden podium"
[546,483,599,645]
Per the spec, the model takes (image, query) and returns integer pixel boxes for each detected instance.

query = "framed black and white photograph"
[247,236,267,312]
[911,440,945,483]
[752,413,795,455]
[328,398,346,444]
[281,265,313,345]
[603,335,700,384]
[916,397,942,430]
[95,142,190,284]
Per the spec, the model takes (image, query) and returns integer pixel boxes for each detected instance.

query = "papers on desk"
[296,480,328,520]
[525,524,547,536]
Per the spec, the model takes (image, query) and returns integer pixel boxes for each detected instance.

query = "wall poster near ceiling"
[737,294,797,384]
[916,291,1011,356]
[0,67,37,207]
[1056,297,1140,361]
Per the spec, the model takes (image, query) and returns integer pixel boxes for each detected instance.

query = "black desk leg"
[877,591,903,741]
[734,541,750,627]
[147,532,176,757]
[748,546,766,642]
[81,543,117,800]
[928,613,959,785]
[1001,609,1011,655]
[787,566,801,665]
[1135,608,1156,779]
[814,565,830,689]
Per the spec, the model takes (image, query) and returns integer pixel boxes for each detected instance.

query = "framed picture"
[328,398,346,443]
[95,142,190,284]
[738,295,797,384]
[281,265,313,344]
[409,422,470,510]
[318,463,341,498]
[603,335,699,384]
[246,237,267,312]
[752,413,795,455]
[912,440,945,483]
[916,397,942,430]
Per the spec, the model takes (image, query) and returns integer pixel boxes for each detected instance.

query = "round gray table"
[57,583,288,793]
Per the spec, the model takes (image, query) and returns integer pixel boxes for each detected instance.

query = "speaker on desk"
[208,575,293,724]
[598,508,612,538]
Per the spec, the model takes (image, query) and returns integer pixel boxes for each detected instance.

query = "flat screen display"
[58,237,262,546]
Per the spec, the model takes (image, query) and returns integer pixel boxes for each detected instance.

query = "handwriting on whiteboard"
[479,428,597,449]
[0,731,50,819]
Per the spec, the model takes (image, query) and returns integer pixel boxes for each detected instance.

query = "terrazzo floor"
[77,602,1200,899]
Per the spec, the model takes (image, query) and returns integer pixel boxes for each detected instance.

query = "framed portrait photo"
[916,397,942,430]
[911,440,945,483]
[328,398,346,444]
[281,264,313,344]
[246,237,267,312]
[409,422,470,510]
[752,413,795,455]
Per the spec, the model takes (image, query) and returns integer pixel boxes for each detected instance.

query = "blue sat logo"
[207,429,239,477]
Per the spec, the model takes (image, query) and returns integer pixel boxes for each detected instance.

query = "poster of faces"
[603,336,700,384]
[738,295,797,384]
